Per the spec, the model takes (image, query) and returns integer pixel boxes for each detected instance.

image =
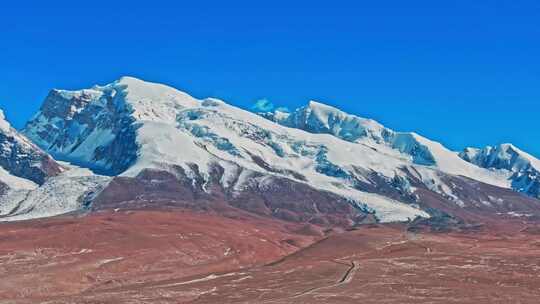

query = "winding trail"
[338,261,358,284]
[261,259,359,303]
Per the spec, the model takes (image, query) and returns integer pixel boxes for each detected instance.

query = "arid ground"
[1,210,540,304]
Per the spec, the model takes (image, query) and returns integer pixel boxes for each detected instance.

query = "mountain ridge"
[460,143,540,199]
[0,76,537,225]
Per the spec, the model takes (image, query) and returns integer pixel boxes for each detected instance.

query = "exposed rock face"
[460,144,540,199]
[0,131,61,185]
[24,87,138,175]
[0,110,62,185]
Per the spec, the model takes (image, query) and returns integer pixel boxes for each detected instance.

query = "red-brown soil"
[2,211,540,303]
[0,210,317,303]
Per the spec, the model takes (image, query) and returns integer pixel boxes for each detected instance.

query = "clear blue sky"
[1,1,539,156]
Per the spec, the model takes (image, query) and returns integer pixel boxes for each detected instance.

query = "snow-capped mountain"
[22,77,427,223]
[4,76,538,225]
[460,144,540,199]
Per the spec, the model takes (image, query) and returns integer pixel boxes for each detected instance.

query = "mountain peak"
[268,100,389,145]
[117,75,145,84]
[306,100,337,111]
[304,100,380,124]
[23,77,203,175]
[114,76,179,93]
[500,143,517,150]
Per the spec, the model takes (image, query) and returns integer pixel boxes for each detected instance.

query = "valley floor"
[1,210,540,303]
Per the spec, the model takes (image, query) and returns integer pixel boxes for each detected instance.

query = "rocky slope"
[0,110,62,187]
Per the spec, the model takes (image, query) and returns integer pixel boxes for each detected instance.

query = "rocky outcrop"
[0,110,62,185]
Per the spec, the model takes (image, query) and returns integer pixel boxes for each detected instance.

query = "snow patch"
[0,165,111,222]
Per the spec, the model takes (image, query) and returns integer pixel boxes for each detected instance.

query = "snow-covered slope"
[262,100,510,188]
[19,76,539,223]
[272,101,389,143]
[460,144,540,199]
[0,165,37,191]
[0,163,111,221]
[0,109,110,222]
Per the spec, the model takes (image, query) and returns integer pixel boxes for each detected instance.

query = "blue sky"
[1,1,539,156]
